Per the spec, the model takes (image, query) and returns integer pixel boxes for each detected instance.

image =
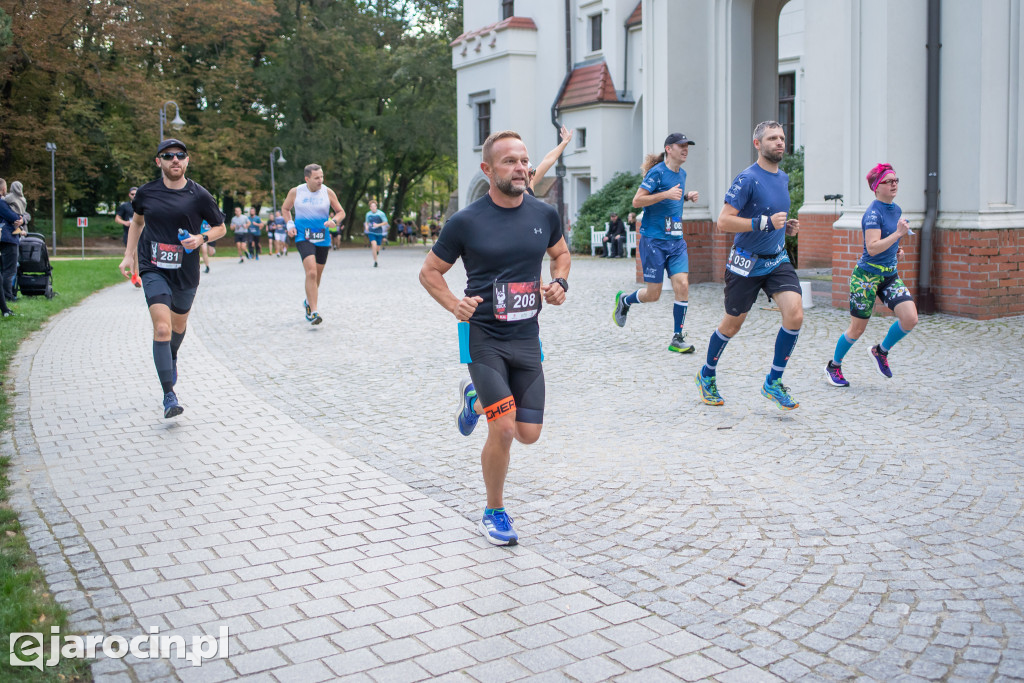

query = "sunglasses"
[159,152,188,160]
[879,177,899,186]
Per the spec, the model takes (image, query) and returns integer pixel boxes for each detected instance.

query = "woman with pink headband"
[825,163,918,386]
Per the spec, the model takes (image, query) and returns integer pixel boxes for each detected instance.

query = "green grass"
[1,258,123,681]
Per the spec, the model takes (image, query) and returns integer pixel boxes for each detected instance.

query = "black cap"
[664,133,695,147]
[156,138,188,155]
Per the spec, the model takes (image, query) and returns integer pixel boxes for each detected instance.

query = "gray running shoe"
[668,332,695,353]
[612,291,630,327]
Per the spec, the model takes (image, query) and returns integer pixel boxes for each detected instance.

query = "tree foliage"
[571,171,642,253]
[0,0,458,239]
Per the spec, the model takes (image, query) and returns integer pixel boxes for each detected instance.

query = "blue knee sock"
[880,320,910,353]
[673,301,688,334]
[833,333,856,364]
[624,290,641,306]
[153,341,174,393]
[767,327,800,383]
[701,329,731,377]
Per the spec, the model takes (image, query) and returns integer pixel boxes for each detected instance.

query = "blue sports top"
[248,215,262,235]
[858,199,903,270]
[638,162,686,240]
[293,184,332,246]
[365,210,388,234]
[724,163,791,276]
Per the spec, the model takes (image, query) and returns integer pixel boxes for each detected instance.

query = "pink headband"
[867,163,895,192]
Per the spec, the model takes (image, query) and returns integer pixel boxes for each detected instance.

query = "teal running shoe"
[761,377,799,410]
[695,370,724,406]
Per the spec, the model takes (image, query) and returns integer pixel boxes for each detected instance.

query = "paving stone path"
[7,245,1023,682]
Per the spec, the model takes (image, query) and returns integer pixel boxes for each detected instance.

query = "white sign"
[77,217,88,228]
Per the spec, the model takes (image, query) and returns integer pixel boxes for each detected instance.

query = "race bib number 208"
[493,280,541,321]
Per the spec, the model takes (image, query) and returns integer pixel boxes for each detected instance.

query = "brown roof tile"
[451,16,538,46]
[626,1,642,28]
[557,61,620,109]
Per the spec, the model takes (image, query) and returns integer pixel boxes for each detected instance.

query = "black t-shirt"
[133,178,224,290]
[432,193,561,341]
[116,201,134,223]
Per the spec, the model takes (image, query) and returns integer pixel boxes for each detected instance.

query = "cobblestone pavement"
[7,245,1023,682]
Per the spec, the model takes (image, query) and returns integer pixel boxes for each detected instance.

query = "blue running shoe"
[163,391,183,418]
[870,345,892,378]
[479,509,518,546]
[303,300,312,321]
[456,377,480,436]
[695,370,724,406]
[761,378,799,410]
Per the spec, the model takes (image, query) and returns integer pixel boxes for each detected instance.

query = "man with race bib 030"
[419,130,570,547]
[695,121,802,410]
[119,138,226,418]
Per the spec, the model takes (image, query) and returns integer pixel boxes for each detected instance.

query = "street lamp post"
[45,142,57,254]
[159,101,186,141]
[269,147,286,214]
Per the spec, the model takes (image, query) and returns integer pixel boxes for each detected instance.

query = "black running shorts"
[141,271,197,314]
[296,241,330,265]
[723,261,802,317]
[467,325,545,425]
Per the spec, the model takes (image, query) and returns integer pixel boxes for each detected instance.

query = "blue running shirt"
[293,184,332,246]
[858,199,902,270]
[638,162,687,241]
[365,210,388,236]
[724,163,791,276]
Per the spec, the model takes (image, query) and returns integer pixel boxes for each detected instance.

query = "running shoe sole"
[695,370,724,406]
[478,519,518,546]
[668,342,695,353]
[310,313,323,325]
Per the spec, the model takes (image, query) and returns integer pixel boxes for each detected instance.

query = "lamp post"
[45,142,57,254]
[159,101,186,141]
[269,147,286,213]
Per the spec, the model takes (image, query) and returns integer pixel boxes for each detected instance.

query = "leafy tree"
[571,172,642,253]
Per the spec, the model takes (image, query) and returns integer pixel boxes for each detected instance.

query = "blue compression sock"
[701,329,731,378]
[673,301,688,334]
[624,290,641,306]
[833,332,856,365]
[767,327,800,383]
[880,320,910,353]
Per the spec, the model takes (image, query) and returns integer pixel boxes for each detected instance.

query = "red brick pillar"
[796,208,841,268]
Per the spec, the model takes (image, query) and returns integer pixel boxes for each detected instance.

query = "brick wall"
[797,209,842,268]
[832,226,1024,320]
[633,220,725,284]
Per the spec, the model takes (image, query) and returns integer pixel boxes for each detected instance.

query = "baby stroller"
[16,232,55,299]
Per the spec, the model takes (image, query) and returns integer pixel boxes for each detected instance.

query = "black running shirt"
[432,193,562,341]
[133,178,224,290]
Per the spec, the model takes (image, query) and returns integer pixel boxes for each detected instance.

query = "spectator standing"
[0,178,24,316]
[1,179,28,302]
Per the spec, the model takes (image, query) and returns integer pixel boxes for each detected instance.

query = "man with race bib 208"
[119,139,226,418]
[419,130,570,547]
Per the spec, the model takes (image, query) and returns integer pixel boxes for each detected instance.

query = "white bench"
[590,223,638,257]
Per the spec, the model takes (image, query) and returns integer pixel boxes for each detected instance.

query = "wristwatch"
[552,277,569,293]
[202,233,209,243]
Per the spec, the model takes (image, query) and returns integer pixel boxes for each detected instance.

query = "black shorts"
[141,271,197,314]
[723,261,802,317]
[296,240,330,265]
[467,325,545,425]
[234,233,247,244]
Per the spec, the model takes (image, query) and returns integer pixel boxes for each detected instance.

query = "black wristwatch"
[552,277,568,293]
[202,233,209,243]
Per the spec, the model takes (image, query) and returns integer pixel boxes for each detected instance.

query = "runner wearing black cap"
[119,139,226,418]
[612,133,700,353]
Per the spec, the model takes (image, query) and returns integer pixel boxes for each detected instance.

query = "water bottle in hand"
[177,228,194,254]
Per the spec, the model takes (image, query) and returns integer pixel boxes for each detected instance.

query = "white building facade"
[452,0,1024,319]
